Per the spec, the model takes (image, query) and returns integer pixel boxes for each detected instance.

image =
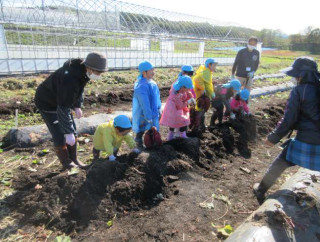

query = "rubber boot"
[135,138,144,150]
[67,141,88,169]
[55,145,78,170]
[200,112,206,132]
[192,111,202,132]
[179,131,188,139]
[92,148,100,159]
[253,183,266,205]
[167,130,175,141]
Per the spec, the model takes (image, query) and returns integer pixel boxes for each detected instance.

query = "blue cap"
[114,115,132,129]
[181,65,194,72]
[138,61,154,73]
[205,58,218,68]
[223,79,241,92]
[173,76,193,91]
[240,89,250,101]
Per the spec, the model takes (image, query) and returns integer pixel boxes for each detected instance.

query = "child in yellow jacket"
[93,115,140,161]
[192,58,218,132]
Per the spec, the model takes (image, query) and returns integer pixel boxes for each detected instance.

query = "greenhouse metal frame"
[0,0,257,74]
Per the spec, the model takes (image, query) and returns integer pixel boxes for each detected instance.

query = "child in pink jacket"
[160,76,194,140]
[230,89,250,116]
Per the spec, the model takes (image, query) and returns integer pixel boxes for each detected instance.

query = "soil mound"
[4,104,285,234]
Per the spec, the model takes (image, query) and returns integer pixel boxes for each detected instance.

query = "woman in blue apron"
[253,57,320,204]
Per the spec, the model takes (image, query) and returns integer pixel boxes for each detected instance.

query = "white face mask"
[248,45,256,50]
[87,72,102,80]
[290,77,297,85]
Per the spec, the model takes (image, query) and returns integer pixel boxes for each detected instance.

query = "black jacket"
[213,84,234,112]
[268,80,320,145]
[232,48,260,78]
[35,58,89,134]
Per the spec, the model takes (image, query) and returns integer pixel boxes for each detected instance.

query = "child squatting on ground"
[92,115,140,161]
[210,79,241,126]
[160,75,194,140]
[230,89,251,117]
[132,61,161,149]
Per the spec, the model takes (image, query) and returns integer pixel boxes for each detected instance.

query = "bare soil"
[0,96,299,241]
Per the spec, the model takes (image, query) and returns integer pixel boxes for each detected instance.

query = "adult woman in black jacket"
[254,57,320,204]
[35,52,107,170]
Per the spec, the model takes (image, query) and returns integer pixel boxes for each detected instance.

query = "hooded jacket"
[93,120,136,155]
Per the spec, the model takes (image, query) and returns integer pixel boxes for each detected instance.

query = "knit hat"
[84,52,107,72]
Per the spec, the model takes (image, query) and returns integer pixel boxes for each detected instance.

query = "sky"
[123,0,319,35]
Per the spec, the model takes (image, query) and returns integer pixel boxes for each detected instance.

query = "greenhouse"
[0,0,258,74]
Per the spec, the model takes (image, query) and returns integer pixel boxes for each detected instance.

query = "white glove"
[187,98,196,105]
[132,148,141,154]
[65,133,76,146]
[109,155,116,161]
[230,113,236,120]
[248,71,255,78]
[74,108,83,119]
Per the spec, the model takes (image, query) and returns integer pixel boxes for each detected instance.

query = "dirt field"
[0,92,300,241]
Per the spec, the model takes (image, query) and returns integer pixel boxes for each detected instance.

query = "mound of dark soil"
[4,104,285,235]
[5,139,198,232]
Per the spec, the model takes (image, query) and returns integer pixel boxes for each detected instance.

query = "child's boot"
[167,130,175,141]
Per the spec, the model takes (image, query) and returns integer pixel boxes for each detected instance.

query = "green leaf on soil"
[53,236,71,242]
[106,220,113,227]
[32,159,40,164]
[41,149,49,154]
[217,224,233,238]
[67,167,79,176]
[199,202,214,209]
[1,178,11,186]
[212,193,231,206]
[0,148,3,153]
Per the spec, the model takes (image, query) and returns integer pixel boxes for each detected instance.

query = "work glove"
[231,74,235,79]
[132,148,141,154]
[247,71,255,78]
[109,155,116,161]
[74,108,83,119]
[65,133,76,146]
[230,113,236,120]
[187,98,196,106]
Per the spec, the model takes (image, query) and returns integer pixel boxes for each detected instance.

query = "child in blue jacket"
[132,61,161,149]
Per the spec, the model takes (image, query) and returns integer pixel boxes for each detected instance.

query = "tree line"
[257,27,320,54]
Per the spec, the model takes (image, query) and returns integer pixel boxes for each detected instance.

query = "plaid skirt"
[286,138,320,171]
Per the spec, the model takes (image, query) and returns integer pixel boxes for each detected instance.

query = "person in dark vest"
[35,52,107,170]
[253,57,320,204]
[232,36,260,91]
